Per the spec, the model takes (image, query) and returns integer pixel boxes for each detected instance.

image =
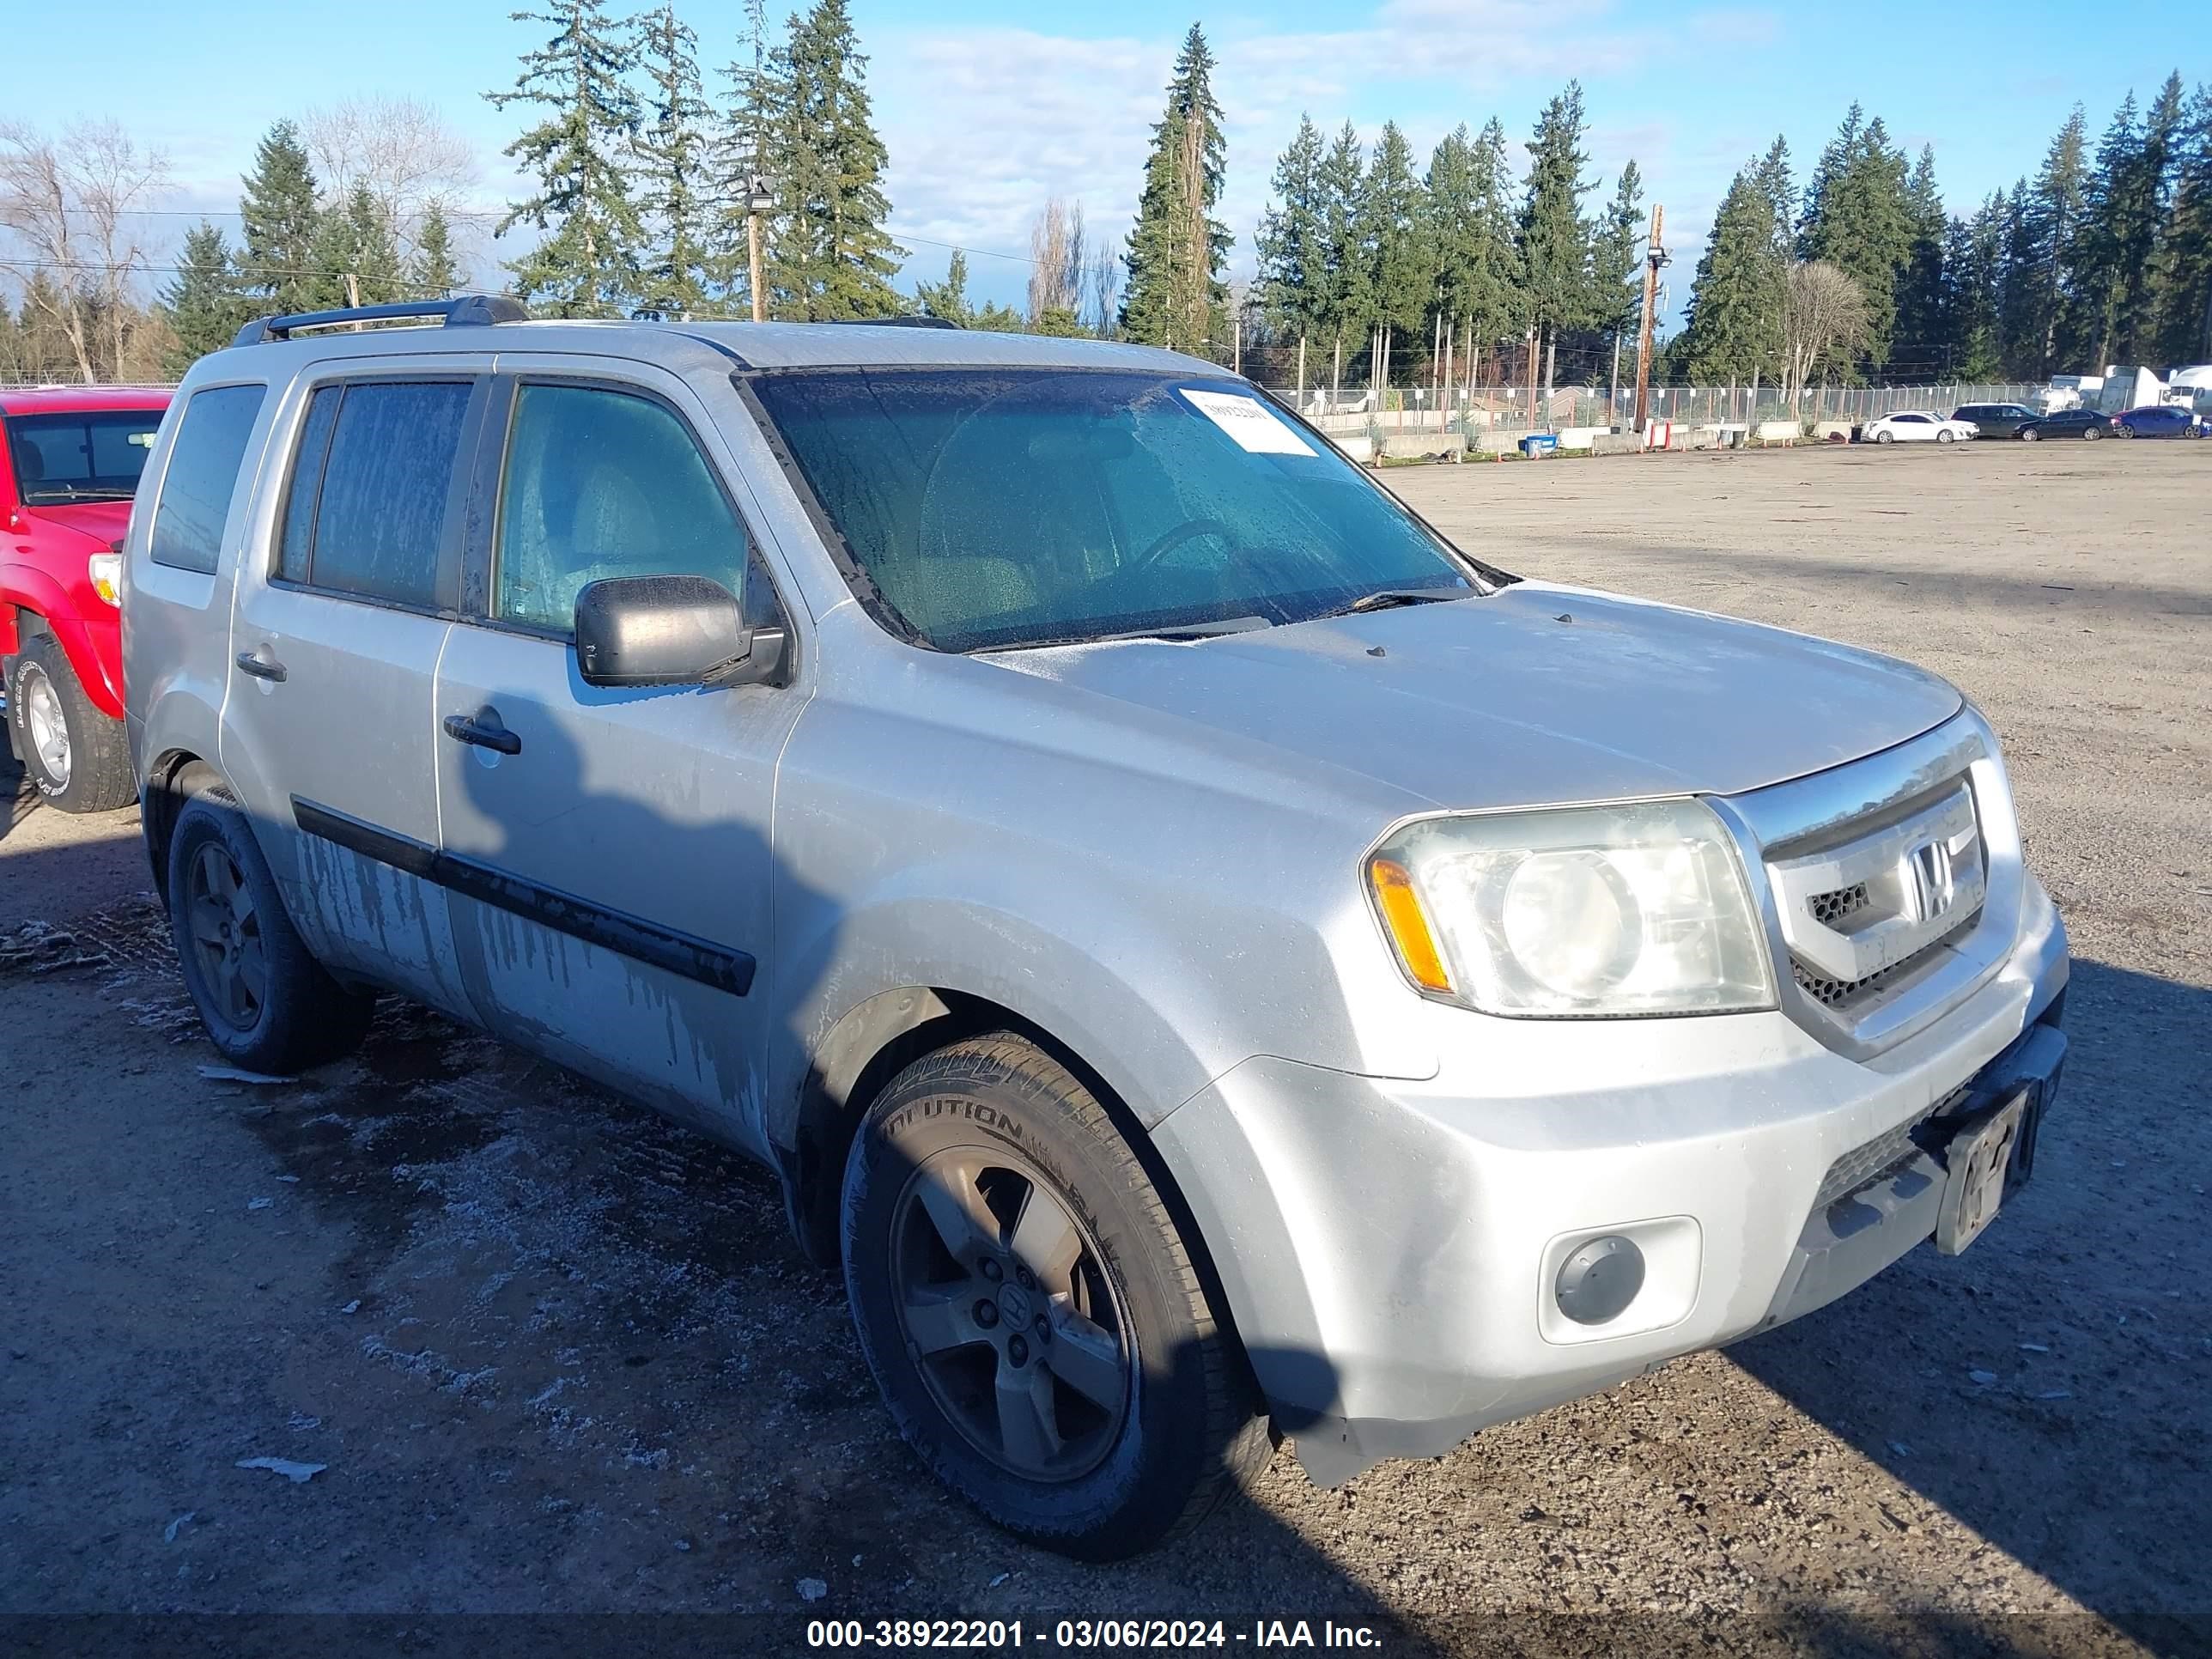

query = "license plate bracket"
[1936,1087,2035,1255]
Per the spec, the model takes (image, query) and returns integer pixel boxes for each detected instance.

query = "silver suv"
[124,299,2069,1559]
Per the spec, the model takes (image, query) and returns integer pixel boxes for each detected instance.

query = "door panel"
[218,365,485,1022]
[434,363,804,1156]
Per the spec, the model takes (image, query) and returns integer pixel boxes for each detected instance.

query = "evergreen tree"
[1315,122,1370,386]
[1360,121,1428,372]
[2077,76,2185,363]
[1798,106,1912,374]
[1678,165,1786,382]
[1255,115,1328,350]
[768,0,904,319]
[1996,174,2045,374]
[488,0,644,317]
[1589,161,1645,344]
[633,5,717,314]
[1942,191,2008,380]
[2150,82,2212,362]
[2012,109,2089,374]
[1517,82,1595,383]
[914,247,972,325]
[711,0,783,312]
[1121,23,1231,350]
[1892,146,1949,380]
[411,202,462,295]
[1752,136,1796,252]
[238,121,322,313]
[160,222,249,373]
[307,185,405,310]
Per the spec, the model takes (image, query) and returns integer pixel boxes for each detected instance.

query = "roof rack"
[231,293,530,348]
[825,315,960,330]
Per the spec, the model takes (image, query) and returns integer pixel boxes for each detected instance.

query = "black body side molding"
[289,797,756,998]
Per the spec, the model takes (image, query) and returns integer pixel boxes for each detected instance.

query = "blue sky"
[9,0,2207,325]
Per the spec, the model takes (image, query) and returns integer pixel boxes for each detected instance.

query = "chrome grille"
[1766,779,1986,1019]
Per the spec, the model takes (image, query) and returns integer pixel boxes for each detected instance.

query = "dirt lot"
[3,439,2208,1657]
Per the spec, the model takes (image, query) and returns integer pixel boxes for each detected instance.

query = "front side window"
[5,408,167,508]
[494,382,749,633]
[750,368,1478,652]
[279,380,471,609]
[148,386,266,574]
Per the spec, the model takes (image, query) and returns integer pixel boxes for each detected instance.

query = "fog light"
[1554,1235,1645,1326]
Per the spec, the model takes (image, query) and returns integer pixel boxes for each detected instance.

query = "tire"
[2083,425,2102,441]
[166,787,374,1073]
[2021,428,2040,441]
[8,635,135,812]
[1937,429,1954,444]
[841,1033,1269,1560]
[1874,430,1893,444]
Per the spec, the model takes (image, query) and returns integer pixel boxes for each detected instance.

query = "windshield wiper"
[1324,587,1469,619]
[982,615,1277,652]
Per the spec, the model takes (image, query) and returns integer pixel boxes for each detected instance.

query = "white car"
[1863,410,1976,445]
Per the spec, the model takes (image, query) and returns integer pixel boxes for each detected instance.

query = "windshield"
[750,368,1483,651]
[5,409,166,506]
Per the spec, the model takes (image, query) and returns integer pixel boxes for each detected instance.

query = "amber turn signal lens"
[1370,857,1454,994]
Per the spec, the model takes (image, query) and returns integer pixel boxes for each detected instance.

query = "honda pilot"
[124,298,2069,1559]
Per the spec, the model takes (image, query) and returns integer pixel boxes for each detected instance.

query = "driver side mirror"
[574,574,785,689]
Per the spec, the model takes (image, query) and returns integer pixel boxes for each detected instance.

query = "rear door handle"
[442,713,521,756]
[236,649,286,683]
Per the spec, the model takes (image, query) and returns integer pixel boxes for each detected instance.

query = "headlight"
[88,550,123,607]
[1366,799,1775,1018]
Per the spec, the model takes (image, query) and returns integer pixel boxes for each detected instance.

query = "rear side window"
[277,380,471,609]
[493,382,747,633]
[149,386,266,573]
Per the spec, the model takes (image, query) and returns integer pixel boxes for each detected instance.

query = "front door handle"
[236,649,286,683]
[442,713,522,756]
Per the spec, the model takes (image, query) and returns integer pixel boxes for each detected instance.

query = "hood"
[989,582,1961,812]
[18,499,132,547]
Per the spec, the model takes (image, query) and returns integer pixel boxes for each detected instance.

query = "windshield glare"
[5,410,165,505]
[751,368,1477,651]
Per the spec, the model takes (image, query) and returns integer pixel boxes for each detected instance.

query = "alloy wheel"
[185,841,269,1031]
[20,665,70,790]
[890,1148,1136,1481]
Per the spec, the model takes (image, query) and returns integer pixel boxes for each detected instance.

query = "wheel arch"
[139,748,227,903]
[0,564,122,716]
[781,986,1255,1385]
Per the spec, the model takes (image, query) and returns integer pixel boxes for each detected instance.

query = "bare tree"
[303,95,477,257]
[1085,241,1121,339]
[1779,260,1870,412]
[0,120,168,384]
[1027,198,1085,325]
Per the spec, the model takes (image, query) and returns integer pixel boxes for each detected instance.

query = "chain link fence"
[1267,383,2049,443]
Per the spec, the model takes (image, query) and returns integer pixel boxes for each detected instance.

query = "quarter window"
[149,386,266,574]
[278,380,471,609]
[494,382,748,633]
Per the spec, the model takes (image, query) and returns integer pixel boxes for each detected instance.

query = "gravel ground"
[2,438,2207,1658]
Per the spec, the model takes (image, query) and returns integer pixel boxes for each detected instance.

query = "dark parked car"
[1952,403,2039,439]
[2115,404,2204,438]
[2019,408,2114,441]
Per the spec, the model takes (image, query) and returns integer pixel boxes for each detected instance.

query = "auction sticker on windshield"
[1179,387,1316,456]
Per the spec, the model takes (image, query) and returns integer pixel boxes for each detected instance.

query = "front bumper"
[1152,875,2068,1486]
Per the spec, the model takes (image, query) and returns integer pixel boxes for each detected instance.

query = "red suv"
[2,386,172,811]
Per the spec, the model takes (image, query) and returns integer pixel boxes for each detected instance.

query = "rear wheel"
[167,787,374,1073]
[2083,424,2103,441]
[8,636,134,813]
[841,1034,1268,1559]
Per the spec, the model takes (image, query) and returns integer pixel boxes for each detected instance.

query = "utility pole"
[1632,204,1669,434]
[747,175,771,324]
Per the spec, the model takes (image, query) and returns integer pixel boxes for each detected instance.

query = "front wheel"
[8,636,135,813]
[1874,430,1894,444]
[2021,428,2040,441]
[841,1034,1269,1559]
[1937,429,1955,444]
